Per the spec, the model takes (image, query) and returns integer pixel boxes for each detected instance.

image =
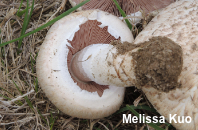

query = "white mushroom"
[133,0,198,129]
[36,10,134,119]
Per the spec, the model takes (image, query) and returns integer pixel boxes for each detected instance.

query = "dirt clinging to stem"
[113,36,183,92]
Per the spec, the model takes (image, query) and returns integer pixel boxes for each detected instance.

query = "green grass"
[116,104,158,115]
[37,108,47,124]
[17,0,35,54]
[0,29,1,43]
[0,29,3,58]
[0,94,12,101]
[112,0,132,30]
[0,86,23,106]
[12,80,33,108]
[34,78,38,93]
[0,87,15,98]
[30,53,38,94]
[16,0,24,16]
[49,111,57,130]
[17,6,31,17]
[13,79,50,126]
[12,79,49,125]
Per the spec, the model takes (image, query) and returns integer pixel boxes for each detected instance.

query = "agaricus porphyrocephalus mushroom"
[69,0,175,24]
[36,10,134,119]
[133,0,198,129]
[36,9,184,122]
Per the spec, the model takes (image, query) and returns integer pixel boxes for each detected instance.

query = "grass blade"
[37,108,47,124]
[17,0,29,53]
[12,80,34,107]
[0,86,23,106]
[0,87,15,97]
[0,94,12,100]
[18,0,35,53]
[115,105,158,115]
[27,0,35,25]
[17,7,31,17]
[49,112,57,130]
[16,0,24,16]
[35,78,38,93]
[0,29,1,42]
[30,54,34,73]
[12,80,22,95]
[24,96,33,109]
[0,0,90,47]
[112,0,132,30]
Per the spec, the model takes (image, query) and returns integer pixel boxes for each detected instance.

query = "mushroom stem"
[70,43,137,87]
[70,36,182,89]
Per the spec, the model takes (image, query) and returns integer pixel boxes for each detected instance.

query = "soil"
[112,36,183,92]
[132,36,183,92]
[111,40,137,55]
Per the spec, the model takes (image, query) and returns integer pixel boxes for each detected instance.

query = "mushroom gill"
[67,20,120,97]
[70,0,175,16]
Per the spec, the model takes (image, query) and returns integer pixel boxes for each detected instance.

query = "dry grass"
[0,0,175,130]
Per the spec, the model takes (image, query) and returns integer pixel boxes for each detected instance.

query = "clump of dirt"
[111,36,183,92]
[132,36,183,92]
[111,40,137,55]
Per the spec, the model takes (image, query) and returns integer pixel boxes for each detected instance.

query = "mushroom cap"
[69,0,175,16]
[36,10,134,119]
[134,1,198,129]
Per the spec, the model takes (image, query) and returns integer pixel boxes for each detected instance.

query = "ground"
[0,0,175,129]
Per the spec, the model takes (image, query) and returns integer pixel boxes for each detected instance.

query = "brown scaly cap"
[69,0,175,16]
[134,1,198,129]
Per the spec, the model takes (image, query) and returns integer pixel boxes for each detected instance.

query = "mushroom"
[36,10,134,119]
[36,9,184,122]
[69,0,175,24]
[133,0,198,129]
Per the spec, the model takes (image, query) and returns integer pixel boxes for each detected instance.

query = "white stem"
[70,44,137,87]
